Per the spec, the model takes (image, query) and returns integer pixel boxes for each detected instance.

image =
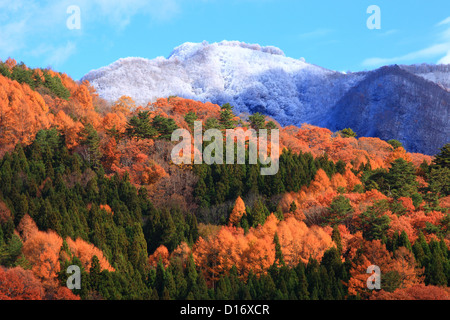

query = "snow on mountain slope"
[400,64,450,91]
[82,41,361,125]
[82,41,450,155]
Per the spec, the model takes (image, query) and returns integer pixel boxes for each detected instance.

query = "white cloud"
[437,16,450,26]
[78,0,182,27]
[379,29,398,36]
[438,51,450,64]
[0,0,186,64]
[45,42,77,67]
[0,19,27,56]
[362,19,450,67]
[297,28,333,40]
[363,43,450,66]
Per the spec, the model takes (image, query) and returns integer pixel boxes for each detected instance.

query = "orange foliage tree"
[193,214,334,286]
[371,284,450,300]
[22,229,63,283]
[0,266,44,300]
[148,245,170,268]
[228,196,246,226]
[0,74,51,153]
[347,240,423,298]
[65,238,115,272]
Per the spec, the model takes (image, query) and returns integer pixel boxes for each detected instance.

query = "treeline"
[58,247,349,300]
[0,60,70,99]
[56,231,450,300]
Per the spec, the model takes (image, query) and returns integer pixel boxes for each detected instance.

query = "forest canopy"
[0,61,448,301]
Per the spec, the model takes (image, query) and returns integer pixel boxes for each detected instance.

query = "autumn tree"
[22,229,63,283]
[371,284,450,300]
[228,197,246,227]
[65,237,115,272]
[0,266,44,300]
[112,96,135,115]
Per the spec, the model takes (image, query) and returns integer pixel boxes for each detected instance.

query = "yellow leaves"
[100,136,120,171]
[0,266,45,300]
[257,213,279,238]
[347,254,373,297]
[347,239,424,298]
[0,201,12,225]
[343,169,361,192]
[112,96,135,115]
[32,69,45,83]
[171,242,192,265]
[99,204,114,216]
[331,173,347,190]
[391,247,424,288]
[17,214,38,242]
[278,124,429,173]
[73,85,93,109]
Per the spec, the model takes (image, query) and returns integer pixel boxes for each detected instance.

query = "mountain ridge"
[326,65,450,155]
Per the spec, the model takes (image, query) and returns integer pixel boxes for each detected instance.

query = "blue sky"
[1,0,450,80]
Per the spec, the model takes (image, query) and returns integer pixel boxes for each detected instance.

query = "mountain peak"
[168,40,286,61]
[81,40,318,114]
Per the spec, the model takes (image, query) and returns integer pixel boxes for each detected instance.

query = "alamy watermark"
[367,5,381,30]
[66,5,380,31]
[67,265,81,290]
[171,121,280,176]
[367,265,381,290]
[67,5,81,30]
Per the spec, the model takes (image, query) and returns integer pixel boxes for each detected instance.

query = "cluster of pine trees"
[194,150,343,209]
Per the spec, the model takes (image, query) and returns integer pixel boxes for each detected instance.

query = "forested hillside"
[0,59,449,300]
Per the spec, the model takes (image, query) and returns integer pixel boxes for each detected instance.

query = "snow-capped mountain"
[82,41,450,155]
